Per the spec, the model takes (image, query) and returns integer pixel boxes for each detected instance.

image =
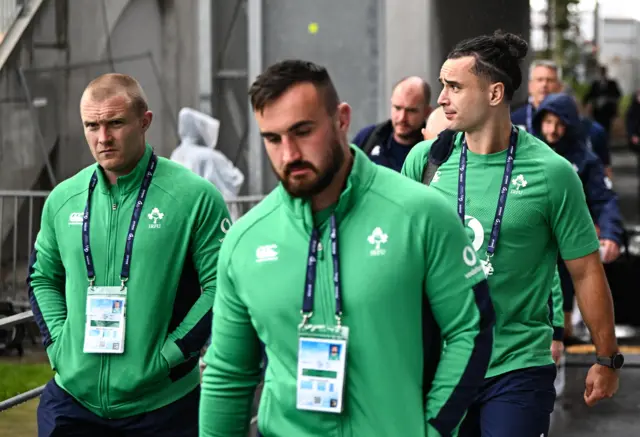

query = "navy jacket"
[532,93,623,245]
[580,118,611,167]
[511,100,536,133]
[352,121,420,172]
[512,102,611,167]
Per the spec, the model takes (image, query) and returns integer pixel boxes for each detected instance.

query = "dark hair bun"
[493,30,528,60]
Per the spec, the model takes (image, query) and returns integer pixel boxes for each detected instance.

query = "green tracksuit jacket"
[28,145,231,418]
[199,145,495,437]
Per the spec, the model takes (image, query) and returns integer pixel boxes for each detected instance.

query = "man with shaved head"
[422,106,451,141]
[352,76,432,171]
[29,73,231,436]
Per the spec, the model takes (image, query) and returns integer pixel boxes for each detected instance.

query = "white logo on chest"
[464,215,492,276]
[510,174,528,195]
[147,207,164,228]
[68,212,84,226]
[367,227,388,257]
[256,244,278,263]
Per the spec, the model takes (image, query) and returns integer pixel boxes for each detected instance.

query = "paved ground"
[550,355,640,436]
[610,145,640,225]
[549,145,640,436]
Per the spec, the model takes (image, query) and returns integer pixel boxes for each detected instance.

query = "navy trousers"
[37,379,199,437]
[458,364,557,437]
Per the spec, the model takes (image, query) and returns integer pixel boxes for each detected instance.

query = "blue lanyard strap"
[82,153,158,285]
[302,214,343,325]
[458,127,518,257]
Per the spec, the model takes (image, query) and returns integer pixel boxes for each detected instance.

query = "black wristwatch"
[596,352,625,369]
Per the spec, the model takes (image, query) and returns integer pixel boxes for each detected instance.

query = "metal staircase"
[0,0,61,300]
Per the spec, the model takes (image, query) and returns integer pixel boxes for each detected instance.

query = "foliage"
[539,0,586,79]
[0,362,53,401]
[619,94,632,118]
[566,78,591,103]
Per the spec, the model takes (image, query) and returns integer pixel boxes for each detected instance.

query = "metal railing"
[0,190,48,305]
[0,310,41,412]
[0,0,24,40]
[0,193,265,412]
[0,191,265,299]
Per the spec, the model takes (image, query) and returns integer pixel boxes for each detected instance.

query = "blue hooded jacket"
[532,93,623,245]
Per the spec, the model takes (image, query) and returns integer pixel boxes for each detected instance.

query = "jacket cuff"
[553,327,565,341]
[599,230,623,247]
[161,339,186,369]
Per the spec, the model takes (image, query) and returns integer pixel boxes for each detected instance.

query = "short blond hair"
[81,73,149,116]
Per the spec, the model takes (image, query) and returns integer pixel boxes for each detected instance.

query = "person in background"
[512,61,612,178]
[511,60,559,133]
[625,89,640,213]
[170,107,245,221]
[421,106,450,141]
[352,76,432,172]
[533,92,623,345]
[583,65,622,136]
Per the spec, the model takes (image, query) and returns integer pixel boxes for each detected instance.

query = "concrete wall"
[212,0,531,195]
[14,0,200,182]
[0,0,63,192]
[384,0,531,108]
[598,18,640,95]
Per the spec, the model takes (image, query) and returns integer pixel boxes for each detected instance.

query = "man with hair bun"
[403,31,621,436]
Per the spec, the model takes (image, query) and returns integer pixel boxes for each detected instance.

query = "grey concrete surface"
[610,145,640,225]
[551,362,640,436]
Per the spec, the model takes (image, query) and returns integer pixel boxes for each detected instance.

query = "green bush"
[618,94,632,117]
[571,82,591,104]
[0,362,53,402]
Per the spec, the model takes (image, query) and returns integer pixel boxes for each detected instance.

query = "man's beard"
[276,138,345,199]
[393,121,424,144]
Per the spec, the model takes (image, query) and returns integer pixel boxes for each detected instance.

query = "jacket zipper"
[101,194,119,416]
[321,232,333,327]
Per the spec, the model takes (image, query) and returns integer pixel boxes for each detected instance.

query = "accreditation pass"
[296,335,347,413]
[83,287,127,354]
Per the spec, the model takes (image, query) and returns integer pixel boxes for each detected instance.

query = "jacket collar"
[96,144,154,195]
[278,144,376,232]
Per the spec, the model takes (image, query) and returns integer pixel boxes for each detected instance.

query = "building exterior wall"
[598,18,640,95]
[26,0,201,181]
[216,0,531,195]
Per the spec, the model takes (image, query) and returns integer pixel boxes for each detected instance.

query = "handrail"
[0,309,40,412]
[0,0,47,70]
[0,310,32,329]
[0,0,24,36]
[0,384,45,411]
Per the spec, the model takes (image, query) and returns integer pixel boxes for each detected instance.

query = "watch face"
[613,354,625,369]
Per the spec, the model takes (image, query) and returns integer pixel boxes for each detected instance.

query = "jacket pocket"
[107,345,172,406]
[45,340,60,371]
[46,321,68,371]
[256,381,273,435]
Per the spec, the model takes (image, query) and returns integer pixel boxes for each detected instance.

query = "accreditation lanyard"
[82,153,158,287]
[301,214,343,326]
[458,127,518,264]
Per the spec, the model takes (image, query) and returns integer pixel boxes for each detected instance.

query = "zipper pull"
[317,242,325,260]
[112,203,118,211]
